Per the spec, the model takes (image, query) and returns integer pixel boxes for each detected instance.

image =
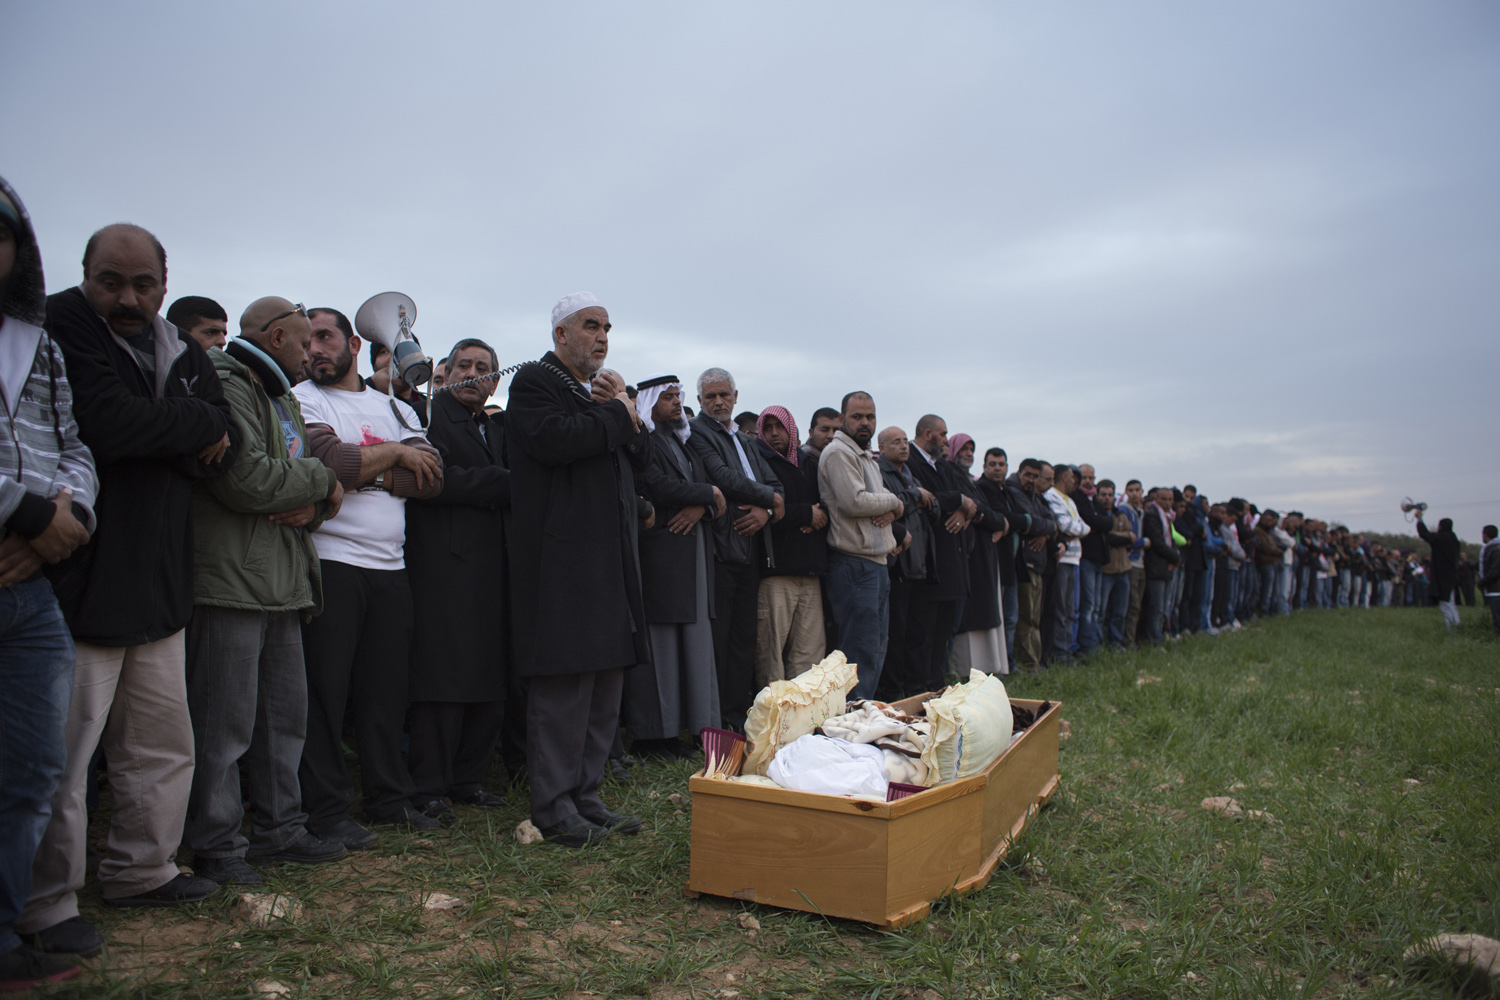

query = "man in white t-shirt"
[293,307,443,844]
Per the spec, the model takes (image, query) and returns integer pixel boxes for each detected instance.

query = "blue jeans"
[1276,565,1292,615]
[1077,561,1104,655]
[1199,556,1217,631]
[1223,567,1240,622]
[1166,568,1184,634]
[1052,563,1079,662]
[826,552,890,700]
[1144,578,1168,643]
[1258,564,1278,616]
[1001,582,1018,665]
[0,578,75,955]
[1099,571,1130,647]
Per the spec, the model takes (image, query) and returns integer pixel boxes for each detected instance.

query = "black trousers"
[1212,561,1232,626]
[299,560,416,828]
[1039,569,1057,664]
[500,672,529,780]
[880,574,934,701]
[407,700,505,802]
[1181,569,1204,632]
[924,597,957,692]
[527,668,624,828]
[712,559,760,729]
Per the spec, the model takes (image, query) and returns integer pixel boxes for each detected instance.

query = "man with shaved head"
[182,298,350,885]
[23,224,234,952]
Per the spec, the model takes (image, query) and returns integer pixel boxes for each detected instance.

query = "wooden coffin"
[686,697,1061,929]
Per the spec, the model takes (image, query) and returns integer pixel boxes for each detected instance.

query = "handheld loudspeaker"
[355,291,433,388]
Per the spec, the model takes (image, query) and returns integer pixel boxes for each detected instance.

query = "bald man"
[182,298,350,885]
[22,224,234,953]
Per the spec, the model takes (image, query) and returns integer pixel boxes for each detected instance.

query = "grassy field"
[51,605,1500,999]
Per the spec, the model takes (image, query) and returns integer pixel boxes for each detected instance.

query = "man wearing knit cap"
[506,293,647,847]
[0,177,98,990]
[182,297,349,886]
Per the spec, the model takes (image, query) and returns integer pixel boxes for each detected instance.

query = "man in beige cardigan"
[816,391,904,700]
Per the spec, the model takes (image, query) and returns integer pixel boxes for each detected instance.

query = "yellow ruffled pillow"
[743,651,859,776]
[919,670,1012,783]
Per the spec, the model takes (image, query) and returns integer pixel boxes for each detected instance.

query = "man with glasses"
[182,297,350,885]
[20,224,233,961]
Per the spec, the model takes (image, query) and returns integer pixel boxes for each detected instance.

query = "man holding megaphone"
[292,307,446,843]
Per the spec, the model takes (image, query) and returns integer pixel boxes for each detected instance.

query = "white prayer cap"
[551,291,604,330]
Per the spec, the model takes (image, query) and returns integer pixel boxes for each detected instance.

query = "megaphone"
[355,291,433,388]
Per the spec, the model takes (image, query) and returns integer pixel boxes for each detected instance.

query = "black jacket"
[1002,473,1057,582]
[956,487,1009,632]
[1143,504,1181,581]
[1076,492,1116,565]
[44,287,233,645]
[1416,520,1460,600]
[406,391,510,701]
[687,413,782,568]
[504,352,649,678]
[907,449,977,601]
[755,441,827,579]
[637,427,718,623]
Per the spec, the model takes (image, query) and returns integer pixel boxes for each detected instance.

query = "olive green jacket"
[191,346,338,615]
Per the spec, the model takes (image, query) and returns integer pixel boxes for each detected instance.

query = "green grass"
[51,605,1500,998]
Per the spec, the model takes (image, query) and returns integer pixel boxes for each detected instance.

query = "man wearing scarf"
[183,298,349,885]
[626,375,724,757]
[753,405,829,687]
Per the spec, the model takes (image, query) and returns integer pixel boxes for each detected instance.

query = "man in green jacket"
[183,297,349,885]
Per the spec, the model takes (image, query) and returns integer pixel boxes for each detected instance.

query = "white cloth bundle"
[766,734,889,798]
[817,701,935,786]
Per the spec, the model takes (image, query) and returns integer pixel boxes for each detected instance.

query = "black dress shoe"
[247,833,348,867]
[310,817,380,851]
[26,917,104,957]
[451,789,508,808]
[607,758,633,783]
[193,855,264,886]
[538,814,612,848]
[415,799,460,828]
[582,808,642,836]
[103,873,220,908]
[367,806,441,831]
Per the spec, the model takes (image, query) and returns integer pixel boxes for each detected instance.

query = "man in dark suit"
[1142,487,1181,643]
[688,368,784,730]
[907,414,979,689]
[505,293,646,847]
[405,338,511,826]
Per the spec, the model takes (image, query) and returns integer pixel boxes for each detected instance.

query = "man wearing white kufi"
[505,293,648,847]
[623,376,726,758]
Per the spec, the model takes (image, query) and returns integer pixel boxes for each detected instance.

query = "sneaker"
[310,817,380,852]
[0,945,81,991]
[26,917,104,957]
[103,873,219,908]
[367,806,440,832]
[415,799,459,828]
[192,856,263,886]
[247,833,347,868]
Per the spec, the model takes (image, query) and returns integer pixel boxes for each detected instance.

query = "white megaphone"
[355,291,433,388]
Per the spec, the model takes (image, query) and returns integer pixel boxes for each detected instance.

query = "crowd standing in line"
[2,179,1496,991]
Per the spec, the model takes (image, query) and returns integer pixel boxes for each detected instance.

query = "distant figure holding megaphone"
[292,306,445,844]
[1414,510,1462,630]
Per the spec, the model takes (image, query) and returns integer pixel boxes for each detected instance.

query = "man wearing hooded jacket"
[0,177,99,991]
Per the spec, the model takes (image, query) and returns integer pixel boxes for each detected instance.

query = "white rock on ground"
[236,894,301,928]
[515,819,543,845]
[1404,933,1500,982]
[254,980,291,996]
[422,892,464,911]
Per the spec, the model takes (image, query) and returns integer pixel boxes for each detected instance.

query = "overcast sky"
[5,2,1497,536]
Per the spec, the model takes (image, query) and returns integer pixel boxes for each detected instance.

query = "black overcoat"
[406,390,510,701]
[1143,506,1181,581]
[908,451,976,602]
[637,427,717,624]
[957,485,1013,632]
[505,352,649,678]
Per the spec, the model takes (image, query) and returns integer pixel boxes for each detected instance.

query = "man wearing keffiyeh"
[751,406,830,687]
